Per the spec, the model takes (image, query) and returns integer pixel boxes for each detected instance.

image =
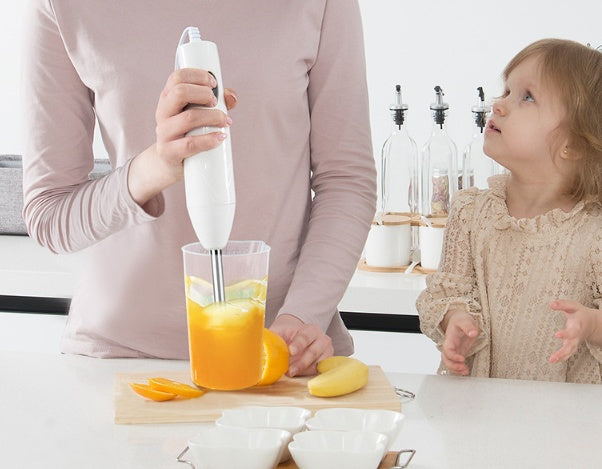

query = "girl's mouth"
[487,120,501,133]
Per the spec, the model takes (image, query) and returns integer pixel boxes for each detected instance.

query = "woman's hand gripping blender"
[127,30,237,210]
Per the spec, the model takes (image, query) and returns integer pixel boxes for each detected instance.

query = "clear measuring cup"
[182,240,270,390]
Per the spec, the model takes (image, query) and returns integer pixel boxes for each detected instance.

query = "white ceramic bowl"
[305,408,404,453]
[289,430,387,469]
[216,406,312,462]
[186,426,290,469]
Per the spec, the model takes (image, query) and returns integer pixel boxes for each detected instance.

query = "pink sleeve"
[278,0,377,330]
[21,0,163,254]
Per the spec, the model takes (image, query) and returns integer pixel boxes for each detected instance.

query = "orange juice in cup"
[182,241,270,391]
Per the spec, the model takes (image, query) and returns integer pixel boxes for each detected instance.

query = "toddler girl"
[417,38,602,383]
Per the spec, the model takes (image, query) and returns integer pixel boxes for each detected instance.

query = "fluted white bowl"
[289,430,387,469]
[305,408,404,453]
[216,406,311,462]
[187,426,290,469]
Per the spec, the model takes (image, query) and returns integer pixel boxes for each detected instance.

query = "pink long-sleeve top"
[21,0,376,358]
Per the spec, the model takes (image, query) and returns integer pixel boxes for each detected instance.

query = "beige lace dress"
[417,175,602,383]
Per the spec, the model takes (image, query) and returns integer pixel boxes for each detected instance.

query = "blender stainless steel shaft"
[210,249,226,302]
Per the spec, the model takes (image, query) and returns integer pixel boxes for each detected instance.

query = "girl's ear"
[559,133,582,161]
[560,145,583,160]
[560,146,570,159]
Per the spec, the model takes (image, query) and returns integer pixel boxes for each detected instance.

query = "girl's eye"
[523,92,535,102]
[500,89,510,98]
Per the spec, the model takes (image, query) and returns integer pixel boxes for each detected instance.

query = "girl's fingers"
[550,349,568,364]
[454,315,479,338]
[550,299,580,314]
[442,359,468,375]
[443,348,466,363]
[549,341,578,363]
[442,348,466,371]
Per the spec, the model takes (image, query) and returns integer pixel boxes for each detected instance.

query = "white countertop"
[1,347,600,469]
[0,235,425,315]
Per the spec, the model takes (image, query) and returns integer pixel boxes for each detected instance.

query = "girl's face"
[483,55,569,178]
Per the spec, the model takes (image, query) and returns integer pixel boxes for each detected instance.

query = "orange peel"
[256,328,290,386]
[129,382,176,401]
[148,377,205,398]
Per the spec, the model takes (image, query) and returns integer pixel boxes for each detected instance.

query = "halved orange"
[129,382,176,401]
[148,377,205,398]
[256,328,290,386]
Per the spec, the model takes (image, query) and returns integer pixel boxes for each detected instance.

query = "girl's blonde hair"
[504,38,602,204]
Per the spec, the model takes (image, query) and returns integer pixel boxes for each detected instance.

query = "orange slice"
[148,377,205,398]
[129,382,176,401]
[256,328,290,386]
[225,278,268,302]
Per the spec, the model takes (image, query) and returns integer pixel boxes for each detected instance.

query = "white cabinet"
[1,235,440,373]
[0,235,86,298]
[350,330,440,375]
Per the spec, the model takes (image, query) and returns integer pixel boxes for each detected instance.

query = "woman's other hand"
[270,314,334,377]
[440,308,479,375]
[128,68,237,207]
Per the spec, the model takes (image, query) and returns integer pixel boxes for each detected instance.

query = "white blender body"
[176,28,235,251]
[176,27,234,302]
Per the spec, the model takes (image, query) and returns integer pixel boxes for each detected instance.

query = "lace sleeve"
[416,188,485,346]
[585,228,602,363]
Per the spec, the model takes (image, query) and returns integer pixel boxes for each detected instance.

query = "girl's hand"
[441,309,479,375]
[128,68,237,206]
[549,300,598,363]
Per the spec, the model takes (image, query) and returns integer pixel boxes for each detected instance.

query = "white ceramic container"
[418,217,447,271]
[365,214,412,267]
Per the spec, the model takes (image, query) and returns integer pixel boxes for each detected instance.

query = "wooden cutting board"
[278,451,399,469]
[114,366,400,424]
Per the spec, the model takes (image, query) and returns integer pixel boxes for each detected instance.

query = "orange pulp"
[186,297,265,390]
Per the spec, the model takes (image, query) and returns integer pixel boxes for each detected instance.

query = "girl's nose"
[492,98,507,116]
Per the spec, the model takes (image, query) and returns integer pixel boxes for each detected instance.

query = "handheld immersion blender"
[176,27,235,303]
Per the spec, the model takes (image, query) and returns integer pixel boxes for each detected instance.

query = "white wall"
[1,1,600,159]
[0,1,27,155]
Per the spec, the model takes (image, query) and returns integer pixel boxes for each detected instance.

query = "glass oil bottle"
[380,85,420,254]
[462,87,505,189]
[421,86,457,218]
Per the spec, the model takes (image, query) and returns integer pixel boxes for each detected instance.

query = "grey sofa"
[0,155,111,235]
